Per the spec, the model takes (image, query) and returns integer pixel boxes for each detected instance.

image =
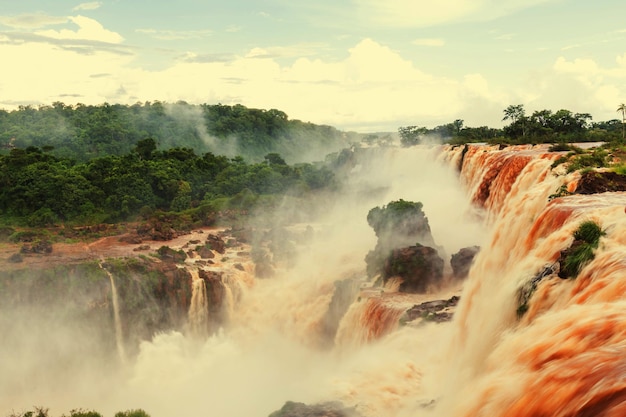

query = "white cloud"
[352,0,559,28]
[412,38,445,47]
[0,13,68,29]
[35,15,124,44]
[136,28,212,41]
[73,2,103,11]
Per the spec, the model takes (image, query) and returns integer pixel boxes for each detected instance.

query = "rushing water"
[100,260,127,364]
[3,144,626,416]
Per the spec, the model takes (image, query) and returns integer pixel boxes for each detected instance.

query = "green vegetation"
[0,137,337,226]
[560,220,606,279]
[6,408,150,417]
[398,103,624,145]
[366,199,425,236]
[0,102,355,163]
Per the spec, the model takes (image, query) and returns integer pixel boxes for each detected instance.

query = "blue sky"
[0,0,625,131]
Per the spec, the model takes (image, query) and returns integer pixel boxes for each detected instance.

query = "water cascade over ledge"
[3,143,626,416]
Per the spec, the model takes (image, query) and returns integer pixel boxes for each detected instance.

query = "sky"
[0,0,625,132]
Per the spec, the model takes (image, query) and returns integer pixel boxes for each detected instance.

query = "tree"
[617,103,626,141]
[398,126,428,146]
[502,104,525,125]
[502,104,527,138]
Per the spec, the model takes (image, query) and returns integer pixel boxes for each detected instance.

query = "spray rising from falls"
[5,143,626,416]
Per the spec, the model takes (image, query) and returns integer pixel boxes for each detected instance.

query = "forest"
[398,104,625,145]
[1,101,624,227]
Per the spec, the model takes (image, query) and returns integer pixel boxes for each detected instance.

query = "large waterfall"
[3,144,626,416]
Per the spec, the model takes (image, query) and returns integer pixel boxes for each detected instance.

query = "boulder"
[206,234,226,254]
[383,244,444,293]
[157,246,187,263]
[269,401,361,417]
[320,279,361,345]
[403,295,460,323]
[20,240,53,254]
[450,246,480,279]
[365,200,441,278]
[197,246,215,259]
[575,171,626,194]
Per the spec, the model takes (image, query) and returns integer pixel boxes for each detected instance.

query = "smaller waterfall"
[99,260,126,363]
[188,269,209,336]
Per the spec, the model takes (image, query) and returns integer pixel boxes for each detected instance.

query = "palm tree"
[617,103,626,141]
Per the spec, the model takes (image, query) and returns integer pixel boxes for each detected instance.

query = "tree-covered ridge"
[0,142,336,226]
[398,104,625,145]
[0,102,356,163]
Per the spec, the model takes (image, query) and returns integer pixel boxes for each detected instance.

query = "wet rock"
[575,171,626,194]
[383,244,444,293]
[206,234,226,254]
[269,401,361,417]
[403,295,460,323]
[365,200,441,278]
[198,269,227,330]
[197,246,215,259]
[450,246,480,279]
[320,278,361,345]
[157,246,187,263]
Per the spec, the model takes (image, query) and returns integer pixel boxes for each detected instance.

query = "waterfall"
[188,269,209,337]
[7,144,626,416]
[99,260,126,364]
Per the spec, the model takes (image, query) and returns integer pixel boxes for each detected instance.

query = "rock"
[365,200,442,278]
[157,246,187,263]
[234,263,245,271]
[206,234,226,254]
[8,253,23,263]
[20,240,53,254]
[383,244,444,293]
[197,246,215,259]
[269,401,361,417]
[575,171,626,194]
[450,246,480,279]
[133,244,151,252]
[403,295,460,323]
[320,278,361,345]
[198,269,227,330]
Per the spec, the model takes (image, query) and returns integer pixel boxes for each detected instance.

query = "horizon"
[1,1,625,132]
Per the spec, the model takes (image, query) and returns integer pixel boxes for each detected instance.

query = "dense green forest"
[0,140,338,226]
[398,104,625,145]
[0,102,358,227]
[0,101,357,163]
[2,100,624,227]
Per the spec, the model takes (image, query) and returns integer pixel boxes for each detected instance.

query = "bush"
[559,220,605,279]
[574,220,606,244]
[62,410,103,417]
[114,410,151,417]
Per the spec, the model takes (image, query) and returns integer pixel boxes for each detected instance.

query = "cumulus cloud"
[73,2,103,11]
[136,28,212,41]
[35,15,124,43]
[0,13,68,29]
[2,9,624,133]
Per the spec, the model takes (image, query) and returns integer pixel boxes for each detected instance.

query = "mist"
[0,144,485,417]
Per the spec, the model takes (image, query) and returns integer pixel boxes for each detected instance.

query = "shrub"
[559,220,605,279]
[574,220,606,244]
[62,410,103,417]
[114,410,151,417]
